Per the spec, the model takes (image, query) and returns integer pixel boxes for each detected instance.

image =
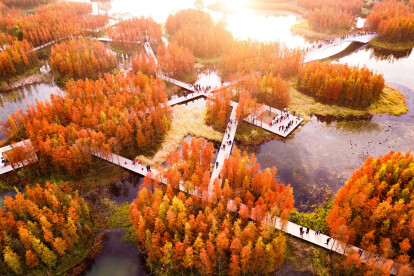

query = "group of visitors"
[299,227,335,248]
[1,157,9,167]
[193,83,211,93]
[306,31,377,51]
[123,159,151,173]
[267,108,300,134]
[221,118,237,151]
[280,119,295,134]
[299,226,310,236]
[269,109,290,127]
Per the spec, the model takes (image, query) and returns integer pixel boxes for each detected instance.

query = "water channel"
[1,0,413,275]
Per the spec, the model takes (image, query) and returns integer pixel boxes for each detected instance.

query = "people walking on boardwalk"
[306,227,310,234]
[300,226,303,236]
[315,229,320,235]
[325,238,331,245]
[216,161,218,168]
[358,249,363,256]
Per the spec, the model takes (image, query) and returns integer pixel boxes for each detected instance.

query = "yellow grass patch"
[289,84,408,123]
[135,105,223,167]
[367,85,408,116]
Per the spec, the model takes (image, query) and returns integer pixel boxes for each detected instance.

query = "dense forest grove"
[0,1,413,275]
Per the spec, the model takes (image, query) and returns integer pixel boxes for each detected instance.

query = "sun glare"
[223,0,248,10]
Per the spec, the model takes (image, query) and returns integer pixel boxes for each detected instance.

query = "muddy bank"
[0,72,53,92]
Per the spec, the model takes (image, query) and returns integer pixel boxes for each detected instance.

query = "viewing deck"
[244,105,303,138]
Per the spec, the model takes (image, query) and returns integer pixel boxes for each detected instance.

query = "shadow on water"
[109,175,144,204]
[370,46,413,61]
[82,228,148,276]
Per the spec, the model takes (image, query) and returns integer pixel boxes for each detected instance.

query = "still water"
[0,82,62,140]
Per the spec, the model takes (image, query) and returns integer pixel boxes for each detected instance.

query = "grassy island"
[291,20,349,41]
[289,84,408,122]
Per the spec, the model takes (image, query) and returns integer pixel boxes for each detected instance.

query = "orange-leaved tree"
[327,151,414,274]
[206,89,232,131]
[129,186,286,275]
[157,42,194,80]
[49,37,116,79]
[0,183,92,275]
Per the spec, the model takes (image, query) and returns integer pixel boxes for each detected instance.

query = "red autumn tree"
[308,7,354,33]
[0,0,55,9]
[4,72,171,175]
[365,0,414,43]
[163,137,214,192]
[131,51,157,77]
[107,17,162,48]
[327,151,414,274]
[297,61,384,107]
[166,9,233,57]
[297,0,362,14]
[0,39,38,80]
[49,37,116,79]
[157,42,194,80]
[0,183,92,275]
[205,89,232,131]
[238,73,290,109]
[130,186,286,275]
[222,40,303,79]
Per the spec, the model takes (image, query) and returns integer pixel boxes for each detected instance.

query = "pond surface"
[0,82,62,140]
[83,228,147,276]
[109,175,143,204]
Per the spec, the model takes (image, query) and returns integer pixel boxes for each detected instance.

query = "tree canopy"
[327,151,414,274]
[0,183,92,275]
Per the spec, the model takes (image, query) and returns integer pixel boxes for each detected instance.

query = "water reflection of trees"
[0,86,32,108]
[333,120,381,134]
[369,46,413,61]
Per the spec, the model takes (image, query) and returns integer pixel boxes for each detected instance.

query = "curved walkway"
[304,33,378,63]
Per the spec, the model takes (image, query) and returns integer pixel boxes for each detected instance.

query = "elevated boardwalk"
[304,33,378,63]
[92,37,141,44]
[157,74,195,92]
[166,91,206,106]
[143,41,157,65]
[209,101,239,189]
[0,139,37,175]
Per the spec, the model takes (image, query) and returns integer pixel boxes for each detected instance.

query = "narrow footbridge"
[208,101,239,189]
[304,33,378,63]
